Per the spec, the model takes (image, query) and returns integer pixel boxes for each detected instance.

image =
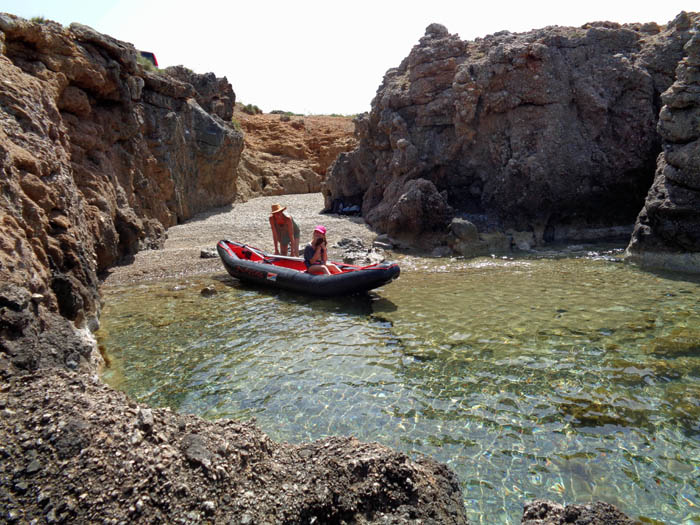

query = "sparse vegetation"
[175,65,195,75]
[241,103,262,115]
[30,16,49,24]
[231,117,242,131]
[270,110,356,118]
[270,110,304,117]
[136,55,158,72]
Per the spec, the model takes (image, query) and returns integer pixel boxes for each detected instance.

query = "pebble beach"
[101,193,378,286]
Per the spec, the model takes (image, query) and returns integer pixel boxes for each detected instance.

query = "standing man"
[269,203,300,256]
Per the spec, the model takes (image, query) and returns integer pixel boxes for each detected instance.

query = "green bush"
[270,110,303,117]
[136,55,157,72]
[30,16,49,24]
[231,117,242,131]
[241,103,262,115]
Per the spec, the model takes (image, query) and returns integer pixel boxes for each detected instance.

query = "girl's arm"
[311,244,324,264]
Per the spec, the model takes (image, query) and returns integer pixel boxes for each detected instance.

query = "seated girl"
[304,226,342,275]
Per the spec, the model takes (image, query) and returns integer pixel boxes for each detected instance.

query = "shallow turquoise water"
[98,248,700,524]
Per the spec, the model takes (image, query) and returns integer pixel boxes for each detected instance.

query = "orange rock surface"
[234,106,357,200]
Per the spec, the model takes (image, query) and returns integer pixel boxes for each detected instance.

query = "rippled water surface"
[99,249,700,524]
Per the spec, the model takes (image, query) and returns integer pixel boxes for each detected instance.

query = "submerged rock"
[522,500,636,524]
[200,285,217,297]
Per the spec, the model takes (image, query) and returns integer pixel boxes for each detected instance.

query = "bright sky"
[3,1,695,115]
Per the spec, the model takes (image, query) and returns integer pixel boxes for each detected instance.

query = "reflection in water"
[98,250,700,524]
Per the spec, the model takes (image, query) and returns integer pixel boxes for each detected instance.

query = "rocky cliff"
[626,26,700,272]
[234,108,356,200]
[0,13,243,373]
[324,13,699,258]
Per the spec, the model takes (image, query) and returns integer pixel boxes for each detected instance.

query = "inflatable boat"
[217,240,400,297]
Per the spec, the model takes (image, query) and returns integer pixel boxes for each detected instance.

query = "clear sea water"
[98,247,700,524]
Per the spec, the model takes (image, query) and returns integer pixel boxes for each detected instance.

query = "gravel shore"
[102,193,378,286]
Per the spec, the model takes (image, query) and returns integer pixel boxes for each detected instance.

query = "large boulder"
[324,13,699,247]
[164,65,235,121]
[626,26,700,272]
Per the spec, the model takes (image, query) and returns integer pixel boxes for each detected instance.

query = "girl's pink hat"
[313,225,327,235]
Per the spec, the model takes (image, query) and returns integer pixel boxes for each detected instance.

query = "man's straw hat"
[270,203,286,214]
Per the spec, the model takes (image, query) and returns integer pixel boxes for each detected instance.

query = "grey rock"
[182,433,214,470]
[26,459,42,474]
[200,286,217,297]
[522,499,636,524]
[200,248,218,259]
[202,500,216,515]
[45,509,57,524]
[627,27,700,272]
[137,408,154,433]
[130,429,144,445]
[335,238,386,265]
[450,218,479,242]
[325,16,698,247]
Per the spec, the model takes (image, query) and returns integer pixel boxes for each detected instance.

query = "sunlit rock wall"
[0,13,242,373]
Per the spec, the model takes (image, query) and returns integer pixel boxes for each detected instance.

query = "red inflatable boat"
[217,240,400,297]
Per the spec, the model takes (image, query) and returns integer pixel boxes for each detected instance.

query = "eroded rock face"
[324,14,698,249]
[0,13,243,372]
[164,65,235,121]
[626,26,700,272]
[234,108,356,200]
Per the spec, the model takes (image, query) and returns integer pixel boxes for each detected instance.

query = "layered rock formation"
[626,26,700,272]
[324,13,699,256]
[234,108,356,200]
[0,14,243,373]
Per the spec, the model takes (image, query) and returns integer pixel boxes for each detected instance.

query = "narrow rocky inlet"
[1,8,698,524]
